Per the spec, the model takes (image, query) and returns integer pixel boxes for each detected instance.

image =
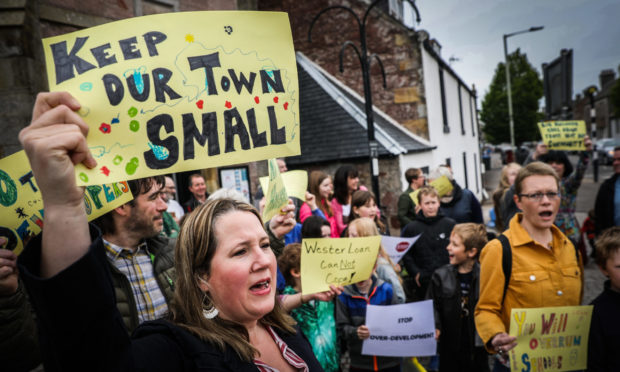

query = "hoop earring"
[202,292,219,319]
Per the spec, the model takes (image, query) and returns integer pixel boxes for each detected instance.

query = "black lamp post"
[308,0,421,207]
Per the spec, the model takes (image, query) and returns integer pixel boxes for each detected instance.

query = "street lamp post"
[503,26,543,155]
[308,0,420,207]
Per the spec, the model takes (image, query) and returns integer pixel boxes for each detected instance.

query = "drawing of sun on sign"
[42,11,299,186]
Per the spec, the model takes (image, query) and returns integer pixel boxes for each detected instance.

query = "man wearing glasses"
[474,162,583,372]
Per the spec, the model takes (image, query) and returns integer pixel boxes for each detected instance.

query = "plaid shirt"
[104,239,168,324]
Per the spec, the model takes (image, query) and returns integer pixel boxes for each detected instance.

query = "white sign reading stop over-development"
[362,300,436,357]
[381,235,420,264]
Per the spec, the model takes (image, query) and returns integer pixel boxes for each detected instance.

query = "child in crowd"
[401,186,456,301]
[588,226,620,371]
[345,190,389,236]
[426,223,489,372]
[302,215,332,239]
[300,171,339,237]
[278,243,341,372]
[336,263,402,371]
[348,217,405,304]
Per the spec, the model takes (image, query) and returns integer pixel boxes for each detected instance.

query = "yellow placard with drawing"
[262,158,289,222]
[538,121,586,150]
[0,151,133,256]
[300,236,381,294]
[508,305,593,372]
[259,170,307,201]
[409,176,453,206]
[42,11,300,186]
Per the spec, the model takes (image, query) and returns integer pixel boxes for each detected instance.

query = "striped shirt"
[103,239,168,324]
[254,326,309,372]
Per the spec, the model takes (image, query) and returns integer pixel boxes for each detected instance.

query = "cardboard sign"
[300,236,381,294]
[362,300,437,357]
[42,11,300,186]
[0,150,133,255]
[538,121,586,150]
[262,158,289,222]
[508,305,593,372]
[259,169,307,200]
[409,176,454,206]
[381,235,420,263]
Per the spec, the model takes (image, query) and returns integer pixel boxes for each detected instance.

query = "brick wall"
[259,0,428,138]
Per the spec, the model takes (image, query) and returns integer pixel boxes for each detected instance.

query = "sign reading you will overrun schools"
[43,11,300,186]
[508,305,593,372]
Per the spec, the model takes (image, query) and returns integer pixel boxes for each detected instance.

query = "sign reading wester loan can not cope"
[300,237,381,294]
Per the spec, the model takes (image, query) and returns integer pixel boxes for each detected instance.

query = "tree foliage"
[480,49,543,145]
[610,65,620,117]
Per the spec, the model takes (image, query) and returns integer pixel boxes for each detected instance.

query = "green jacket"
[397,186,417,228]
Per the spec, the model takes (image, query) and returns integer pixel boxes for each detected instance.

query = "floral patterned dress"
[555,153,589,244]
[283,286,340,372]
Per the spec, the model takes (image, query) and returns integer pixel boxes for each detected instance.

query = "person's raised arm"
[18,92,96,278]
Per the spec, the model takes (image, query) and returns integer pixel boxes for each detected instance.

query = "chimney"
[429,38,442,56]
[599,69,616,90]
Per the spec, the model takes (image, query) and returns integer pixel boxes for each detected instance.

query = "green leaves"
[480,49,543,145]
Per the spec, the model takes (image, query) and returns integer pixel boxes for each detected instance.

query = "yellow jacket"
[474,214,582,352]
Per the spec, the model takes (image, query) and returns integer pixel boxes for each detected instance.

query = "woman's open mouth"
[250,278,271,295]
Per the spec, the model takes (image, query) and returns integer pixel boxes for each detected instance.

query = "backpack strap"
[497,234,511,305]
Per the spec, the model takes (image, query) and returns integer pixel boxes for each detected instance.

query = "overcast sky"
[405,0,620,103]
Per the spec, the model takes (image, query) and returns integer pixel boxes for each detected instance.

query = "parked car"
[597,138,620,165]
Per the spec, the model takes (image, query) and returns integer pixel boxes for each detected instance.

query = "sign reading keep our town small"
[538,121,586,150]
[42,11,299,186]
[300,236,381,294]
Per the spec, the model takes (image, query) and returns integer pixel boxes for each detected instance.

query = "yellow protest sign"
[42,11,300,186]
[0,151,133,256]
[259,170,307,200]
[538,121,586,150]
[262,158,289,222]
[408,176,453,206]
[300,236,381,294]
[508,305,593,372]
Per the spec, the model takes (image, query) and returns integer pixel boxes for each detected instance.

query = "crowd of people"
[1,91,619,372]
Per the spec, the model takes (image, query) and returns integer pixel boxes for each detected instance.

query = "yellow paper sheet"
[538,121,587,150]
[408,176,453,206]
[259,170,307,200]
[42,11,300,186]
[262,158,289,222]
[508,305,593,372]
[431,176,453,197]
[0,151,133,255]
[300,236,381,294]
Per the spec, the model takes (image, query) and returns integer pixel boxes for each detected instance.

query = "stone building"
[258,0,483,230]
[1,0,483,230]
[573,68,619,139]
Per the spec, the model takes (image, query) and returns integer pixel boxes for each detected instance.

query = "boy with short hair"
[427,223,489,372]
[402,186,456,300]
[588,226,620,371]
